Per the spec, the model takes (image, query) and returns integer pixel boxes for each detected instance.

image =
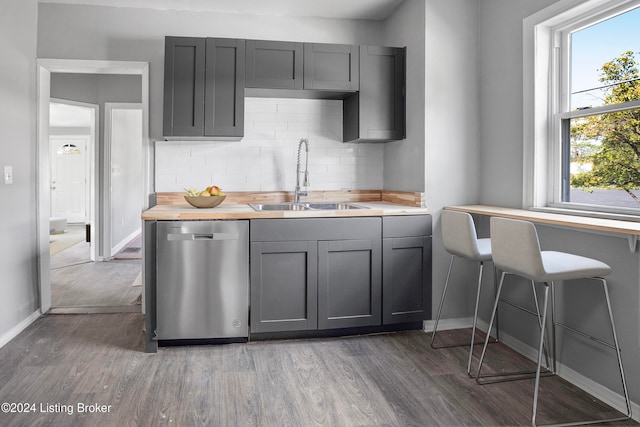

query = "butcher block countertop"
[142,202,431,220]
[142,190,432,220]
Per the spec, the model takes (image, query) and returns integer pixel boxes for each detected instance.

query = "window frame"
[523,0,640,220]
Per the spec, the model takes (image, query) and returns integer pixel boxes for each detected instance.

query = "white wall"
[382,0,426,193]
[0,0,39,339]
[109,107,143,253]
[416,0,482,320]
[157,98,384,192]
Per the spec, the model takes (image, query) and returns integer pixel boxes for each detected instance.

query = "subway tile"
[154,98,384,192]
[244,112,277,122]
[244,129,276,139]
[253,121,288,131]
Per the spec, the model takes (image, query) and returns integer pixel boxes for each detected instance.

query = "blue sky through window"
[571,6,640,109]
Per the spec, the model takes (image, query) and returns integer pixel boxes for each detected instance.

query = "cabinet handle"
[167,232,238,241]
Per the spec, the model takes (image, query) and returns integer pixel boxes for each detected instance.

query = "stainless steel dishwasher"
[156,220,249,341]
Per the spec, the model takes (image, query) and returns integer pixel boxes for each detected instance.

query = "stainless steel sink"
[249,202,367,211]
[306,202,366,210]
[249,203,310,211]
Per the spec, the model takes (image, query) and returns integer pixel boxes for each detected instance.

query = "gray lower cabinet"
[382,216,432,324]
[343,46,406,142]
[318,238,381,329]
[246,40,303,89]
[250,240,317,333]
[250,217,382,334]
[163,36,245,139]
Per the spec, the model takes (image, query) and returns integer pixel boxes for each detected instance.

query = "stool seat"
[474,238,492,262]
[539,251,612,281]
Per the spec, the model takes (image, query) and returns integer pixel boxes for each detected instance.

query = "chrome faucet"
[294,138,310,204]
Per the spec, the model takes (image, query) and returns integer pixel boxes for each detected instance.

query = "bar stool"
[476,216,631,426]
[431,210,498,375]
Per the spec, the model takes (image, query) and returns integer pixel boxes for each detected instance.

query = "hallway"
[50,227,141,311]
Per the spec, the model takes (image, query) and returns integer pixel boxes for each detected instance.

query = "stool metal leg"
[476,274,553,384]
[468,262,485,375]
[531,279,632,426]
[431,255,456,349]
[493,263,500,343]
[531,280,552,371]
[431,256,492,351]
[600,278,632,423]
[475,271,504,383]
[551,281,557,375]
[532,283,550,426]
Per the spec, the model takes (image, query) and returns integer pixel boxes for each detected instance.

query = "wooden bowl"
[184,195,226,208]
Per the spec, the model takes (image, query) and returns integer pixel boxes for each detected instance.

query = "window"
[524,0,640,218]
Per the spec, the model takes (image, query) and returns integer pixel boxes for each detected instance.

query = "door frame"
[36,59,151,314]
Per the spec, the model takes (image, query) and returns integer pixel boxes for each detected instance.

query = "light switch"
[4,166,12,184]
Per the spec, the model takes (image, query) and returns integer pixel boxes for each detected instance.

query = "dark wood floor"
[0,314,635,426]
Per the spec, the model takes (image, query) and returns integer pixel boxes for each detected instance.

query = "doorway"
[37,59,150,314]
[49,99,96,262]
[48,100,144,312]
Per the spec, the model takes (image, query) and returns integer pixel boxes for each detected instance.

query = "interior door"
[50,136,88,223]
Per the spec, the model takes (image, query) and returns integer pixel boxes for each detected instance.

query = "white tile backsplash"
[155,97,384,192]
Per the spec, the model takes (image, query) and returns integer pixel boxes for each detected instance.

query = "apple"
[209,185,222,196]
[198,191,211,197]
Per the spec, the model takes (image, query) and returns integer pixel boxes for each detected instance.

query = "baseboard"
[423,317,474,332]
[471,318,639,422]
[0,311,41,350]
[110,228,141,257]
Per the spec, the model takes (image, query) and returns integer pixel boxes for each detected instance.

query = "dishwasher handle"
[167,232,239,241]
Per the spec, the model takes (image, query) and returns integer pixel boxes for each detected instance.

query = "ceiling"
[38,0,405,20]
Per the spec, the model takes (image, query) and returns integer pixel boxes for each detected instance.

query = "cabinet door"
[246,40,303,89]
[303,43,359,91]
[318,239,382,329]
[382,236,432,324]
[204,38,245,138]
[250,241,317,333]
[163,37,206,137]
[343,46,406,142]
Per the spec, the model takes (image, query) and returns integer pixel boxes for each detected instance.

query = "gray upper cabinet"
[382,216,432,324]
[164,36,405,141]
[343,46,406,143]
[204,38,245,138]
[163,36,245,139]
[246,40,303,89]
[163,37,206,137]
[303,43,359,91]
